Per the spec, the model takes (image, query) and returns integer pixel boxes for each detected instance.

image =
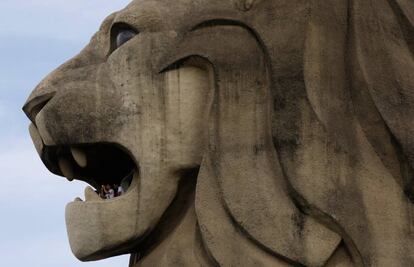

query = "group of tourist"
[100,184,124,199]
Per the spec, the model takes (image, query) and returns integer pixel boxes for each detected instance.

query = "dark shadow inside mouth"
[76,144,136,186]
[43,143,137,194]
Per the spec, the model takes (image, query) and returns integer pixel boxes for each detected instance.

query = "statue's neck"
[130,202,201,266]
[129,171,211,267]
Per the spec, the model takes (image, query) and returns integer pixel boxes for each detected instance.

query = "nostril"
[23,92,55,124]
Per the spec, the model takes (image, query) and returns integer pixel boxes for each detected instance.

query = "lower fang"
[84,186,102,201]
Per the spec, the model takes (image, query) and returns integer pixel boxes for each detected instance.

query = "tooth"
[29,124,44,157]
[71,147,87,168]
[74,197,83,202]
[84,186,102,201]
[58,158,75,181]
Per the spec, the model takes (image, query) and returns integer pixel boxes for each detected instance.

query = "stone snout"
[23,60,212,261]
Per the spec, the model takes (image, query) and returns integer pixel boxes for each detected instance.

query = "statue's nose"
[22,92,55,124]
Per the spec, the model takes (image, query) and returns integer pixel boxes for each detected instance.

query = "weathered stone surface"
[23,0,414,266]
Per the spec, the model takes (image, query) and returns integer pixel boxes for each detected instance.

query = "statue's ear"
[185,21,341,266]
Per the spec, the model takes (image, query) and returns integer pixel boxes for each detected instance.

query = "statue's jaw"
[33,140,148,261]
[65,172,143,261]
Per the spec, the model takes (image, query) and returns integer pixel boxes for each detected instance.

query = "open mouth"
[42,143,137,201]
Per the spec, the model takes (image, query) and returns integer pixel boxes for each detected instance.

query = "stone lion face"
[23,0,323,264]
[24,0,414,265]
[23,0,216,261]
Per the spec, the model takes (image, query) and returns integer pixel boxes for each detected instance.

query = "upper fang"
[71,147,87,168]
[58,158,75,181]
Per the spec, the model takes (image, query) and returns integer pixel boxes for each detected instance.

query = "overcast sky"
[0,1,132,266]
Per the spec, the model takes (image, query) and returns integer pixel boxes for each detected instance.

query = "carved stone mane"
[24,0,414,266]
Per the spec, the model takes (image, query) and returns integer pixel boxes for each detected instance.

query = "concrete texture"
[23,0,414,266]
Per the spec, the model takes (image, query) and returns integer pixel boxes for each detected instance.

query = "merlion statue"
[23,0,414,266]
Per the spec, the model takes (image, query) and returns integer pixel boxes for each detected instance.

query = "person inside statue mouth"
[97,174,131,199]
[115,183,124,196]
[101,184,115,199]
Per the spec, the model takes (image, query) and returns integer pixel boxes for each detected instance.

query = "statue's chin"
[65,173,143,261]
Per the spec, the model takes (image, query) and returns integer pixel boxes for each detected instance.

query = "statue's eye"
[110,24,138,53]
[116,29,137,47]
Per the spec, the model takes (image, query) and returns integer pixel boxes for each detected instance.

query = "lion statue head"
[23,0,414,266]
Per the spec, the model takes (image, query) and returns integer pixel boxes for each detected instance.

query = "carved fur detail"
[24,1,414,266]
